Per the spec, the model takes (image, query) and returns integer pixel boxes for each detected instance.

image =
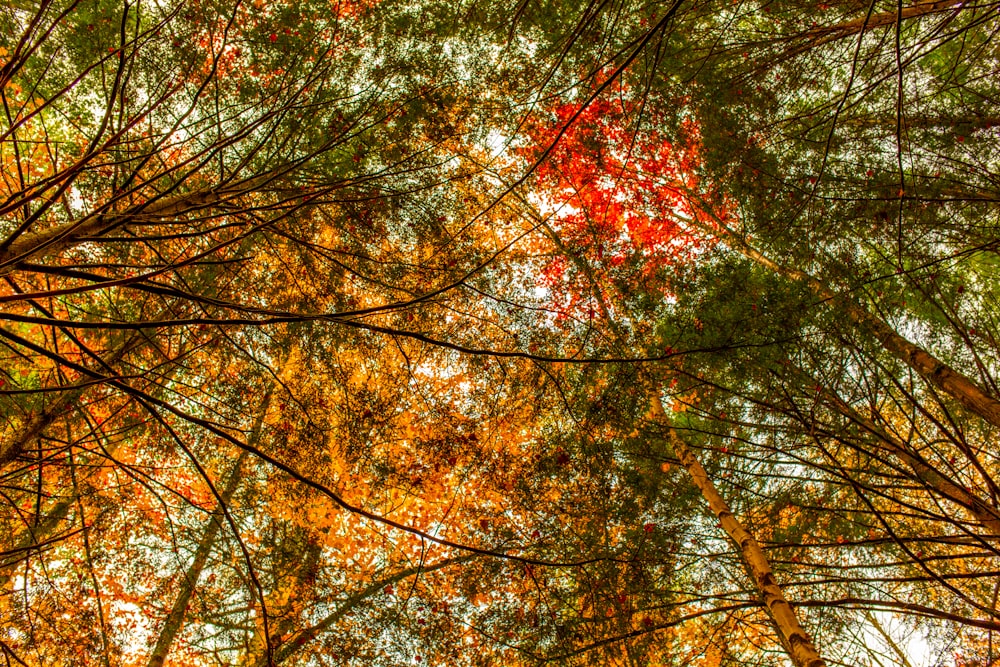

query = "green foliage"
[2,0,999,665]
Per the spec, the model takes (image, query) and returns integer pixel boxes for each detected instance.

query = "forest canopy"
[2,0,999,665]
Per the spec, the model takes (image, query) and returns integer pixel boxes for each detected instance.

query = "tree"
[3,0,1000,665]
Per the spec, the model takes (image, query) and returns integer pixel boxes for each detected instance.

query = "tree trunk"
[0,331,194,586]
[0,327,153,470]
[145,390,270,667]
[809,0,961,38]
[528,193,829,667]
[717,228,1000,430]
[0,176,270,275]
[0,498,73,589]
[815,378,1000,538]
[650,395,827,667]
[258,555,477,667]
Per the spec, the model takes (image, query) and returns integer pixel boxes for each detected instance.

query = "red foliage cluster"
[518,86,726,318]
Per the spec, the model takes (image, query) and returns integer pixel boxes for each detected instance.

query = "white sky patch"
[485,129,509,159]
[860,610,934,667]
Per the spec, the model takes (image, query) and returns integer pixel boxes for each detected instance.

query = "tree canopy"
[2,0,999,665]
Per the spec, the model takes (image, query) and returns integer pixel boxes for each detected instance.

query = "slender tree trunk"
[815,379,1000,538]
[145,390,270,667]
[838,115,1000,132]
[777,0,965,59]
[0,327,151,469]
[69,446,113,667]
[0,325,203,589]
[0,333,192,586]
[0,176,270,275]
[714,226,1000,430]
[144,456,245,667]
[257,555,477,667]
[0,499,73,589]
[809,0,961,38]
[865,611,916,667]
[524,196,829,667]
[650,395,827,667]
[246,538,323,662]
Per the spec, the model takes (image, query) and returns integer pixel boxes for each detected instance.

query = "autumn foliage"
[517,84,724,319]
[3,0,1000,666]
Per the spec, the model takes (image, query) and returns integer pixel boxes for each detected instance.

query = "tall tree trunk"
[246,538,323,662]
[0,332,194,587]
[773,0,966,60]
[257,555,477,667]
[531,200,830,667]
[0,331,146,469]
[0,293,188,471]
[813,377,1000,538]
[649,395,827,667]
[712,225,1000,430]
[145,389,271,667]
[0,499,73,589]
[809,0,961,38]
[0,176,270,275]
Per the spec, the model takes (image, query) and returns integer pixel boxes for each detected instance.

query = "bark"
[0,176,270,275]
[145,390,270,667]
[650,395,827,667]
[807,0,962,39]
[257,555,477,667]
[241,537,322,662]
[0,331,146,469]
[270,540,322,639]
[837,115,1000,132]
[717,228,1000,430]
[817,381,1000,538]
[0,384,88,469]
[524,193,829,667]
[865,612,916,667]
[0,330,189,584]
[0,498,73,589]
[760,0,967,81]
[0,297,207,471]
